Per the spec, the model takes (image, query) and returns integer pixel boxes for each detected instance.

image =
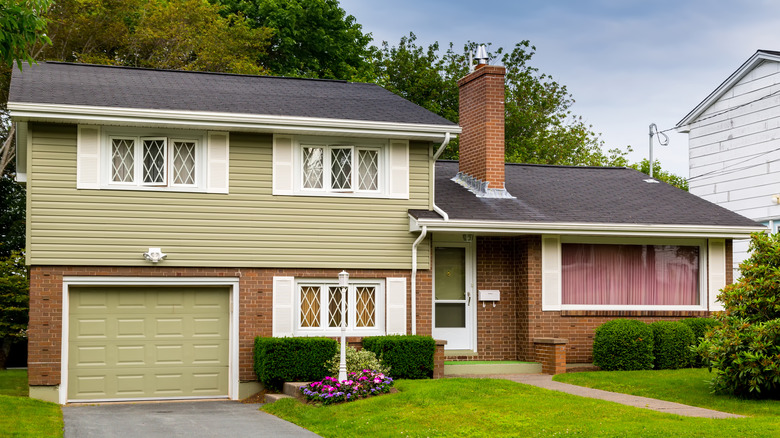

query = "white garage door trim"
[61,276,240,405]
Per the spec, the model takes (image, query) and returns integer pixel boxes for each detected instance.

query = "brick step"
[444,362,542,375]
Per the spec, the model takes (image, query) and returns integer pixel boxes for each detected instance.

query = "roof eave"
[677,50,780,129]
[8,102,462,140]
[409,216,764,239]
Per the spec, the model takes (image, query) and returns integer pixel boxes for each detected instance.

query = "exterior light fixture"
[143,248,167,263]
[462,234,474,243]
[338,270,349,381]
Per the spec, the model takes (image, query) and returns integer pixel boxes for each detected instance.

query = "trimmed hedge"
[592,319,654,371]
[680,317,720,367]
[649,321,695,370]
[254,337,337,391]
[362,335,435,379]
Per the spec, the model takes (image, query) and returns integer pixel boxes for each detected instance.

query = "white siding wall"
[688,60,780,275]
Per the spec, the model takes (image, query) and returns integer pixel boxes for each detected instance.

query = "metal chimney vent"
[475,45,489,65]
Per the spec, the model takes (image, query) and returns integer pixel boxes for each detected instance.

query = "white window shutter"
[708,239,726,311]
[77,125,101,189]
[207,132,229,194]
[541,235,562,311]
[273,135,294,195]
[385,277,407,334]
[387,140,409,199]
[273,276,295,337]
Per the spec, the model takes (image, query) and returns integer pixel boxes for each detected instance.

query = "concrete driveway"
[63,400,320,438]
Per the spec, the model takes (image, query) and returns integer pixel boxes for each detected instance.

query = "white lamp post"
[338,270,349,382]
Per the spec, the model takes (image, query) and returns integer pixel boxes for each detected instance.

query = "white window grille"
[295,281,382,334]
[142,138,167,185]
[330,147,353,191]
[111,138,135,183]
[302,146,324,189]
[295,140,382,195]
[357,149,379,191]
[172,140,196,185]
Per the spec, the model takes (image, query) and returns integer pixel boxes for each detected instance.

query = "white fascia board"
[409,216,764,238]
[676,51,780,129]
[8,102,461,141]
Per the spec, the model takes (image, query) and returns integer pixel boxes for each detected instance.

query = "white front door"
[432,240,475,351]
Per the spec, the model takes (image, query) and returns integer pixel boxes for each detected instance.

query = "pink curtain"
[562,244,699,305]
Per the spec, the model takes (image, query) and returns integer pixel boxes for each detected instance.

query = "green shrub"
[325,346,389,376]
[696,230,780,398]
[592,319,654,371]
[680,317,720,367]
[253,337,337,391]
[362,335,435,379]
[649,321,695,370]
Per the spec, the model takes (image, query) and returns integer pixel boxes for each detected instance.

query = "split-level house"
[678,50,780,277]
[10,60,761,404]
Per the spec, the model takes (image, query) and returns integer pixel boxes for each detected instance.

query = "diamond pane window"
[358,149,378,191]
[111,138,135,183]
[172,141,196,185]
[330,147,352,190]
[303,147,323,189]
[355,286,376,327]
[328,286,348,327]
[142,139,167,184]
[300,286,321,328]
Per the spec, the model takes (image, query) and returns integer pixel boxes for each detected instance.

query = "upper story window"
[109,135,199,188]
[272,135,409,199]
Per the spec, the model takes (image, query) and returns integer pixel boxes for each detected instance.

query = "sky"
[339,0,780,178]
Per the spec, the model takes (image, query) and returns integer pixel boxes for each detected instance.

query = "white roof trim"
[410,216,763,239]
[677,50,780,131]
[7,102,462,141]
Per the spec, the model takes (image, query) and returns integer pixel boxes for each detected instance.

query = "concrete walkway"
[451,374,745,419]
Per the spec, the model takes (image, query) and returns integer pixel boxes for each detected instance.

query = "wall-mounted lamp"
[462,234,474,243]
[143,248,167,263]
[773,194,780,204]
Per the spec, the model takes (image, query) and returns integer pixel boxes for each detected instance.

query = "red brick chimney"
[455,62,512,198]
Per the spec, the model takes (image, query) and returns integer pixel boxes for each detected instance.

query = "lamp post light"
[338,270,349,382]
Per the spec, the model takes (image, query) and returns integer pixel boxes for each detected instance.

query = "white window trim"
[101,127,207,192]
[294,278,385,337]
[292,136,388,198]
[549,236,709,311]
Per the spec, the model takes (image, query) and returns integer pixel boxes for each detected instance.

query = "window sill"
[295,329,385,337]
[558,309,712,317]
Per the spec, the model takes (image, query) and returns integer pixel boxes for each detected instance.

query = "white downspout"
[411,225,427,335]
[432,132,451,221]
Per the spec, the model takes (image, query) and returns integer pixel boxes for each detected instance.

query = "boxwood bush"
[592,319,654,371]
[649,321,695,369]
[362,335,435,379]
[254,337,337,391]
[680,317,720,367]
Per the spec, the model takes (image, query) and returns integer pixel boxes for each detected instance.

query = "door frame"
[432,234,477,352]
[60,276,240,405]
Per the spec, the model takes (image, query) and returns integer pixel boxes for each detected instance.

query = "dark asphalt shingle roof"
[9,62,456,126]
[410,161,761,227]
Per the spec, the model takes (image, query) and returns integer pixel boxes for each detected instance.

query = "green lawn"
[554,368,780,417]
[262,378,780,437]
[0,370,63,438]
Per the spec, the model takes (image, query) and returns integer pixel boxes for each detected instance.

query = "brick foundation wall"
[534,338,567,375]
[28,266,432,386]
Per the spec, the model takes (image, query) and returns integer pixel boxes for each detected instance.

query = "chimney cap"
[475,45,489,65]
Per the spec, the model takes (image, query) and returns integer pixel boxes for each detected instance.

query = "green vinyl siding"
[27,124,431,269]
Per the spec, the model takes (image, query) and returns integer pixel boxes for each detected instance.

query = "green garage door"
[68,286,230,401]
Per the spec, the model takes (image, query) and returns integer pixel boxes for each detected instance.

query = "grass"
[262,378,780,437]
[554,368,780,417]
[0,370,63,438]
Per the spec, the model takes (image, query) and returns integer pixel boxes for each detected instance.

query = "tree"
[0,0,52,68]
[0,251,28,369]
[36,0,272,74]
[697,232,780,398]
[215,0,374,80]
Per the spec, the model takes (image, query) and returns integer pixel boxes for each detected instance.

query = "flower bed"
[300,370,394,405]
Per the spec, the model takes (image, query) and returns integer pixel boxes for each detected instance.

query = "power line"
[659,88,780,134]
[687,145,780,181]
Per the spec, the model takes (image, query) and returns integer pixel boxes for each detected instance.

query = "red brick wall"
[28,266,431,386]
[457,65,506,189]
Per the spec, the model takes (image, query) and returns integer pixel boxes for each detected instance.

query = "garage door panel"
[69,286,230,401]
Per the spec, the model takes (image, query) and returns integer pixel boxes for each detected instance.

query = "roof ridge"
[39,61,352,84]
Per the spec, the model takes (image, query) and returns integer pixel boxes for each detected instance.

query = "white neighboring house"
[677,50,780,277]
